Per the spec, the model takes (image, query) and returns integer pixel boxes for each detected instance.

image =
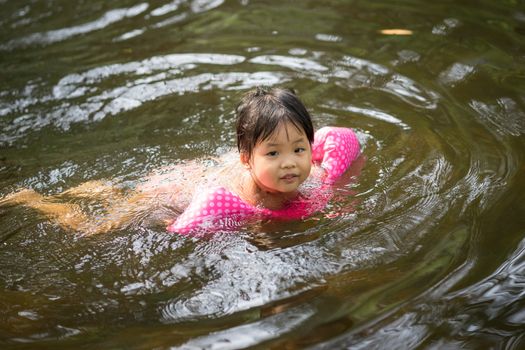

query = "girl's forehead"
[265,121,305,142]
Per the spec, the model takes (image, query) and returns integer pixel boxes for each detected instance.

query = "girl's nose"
[281,156,296,168]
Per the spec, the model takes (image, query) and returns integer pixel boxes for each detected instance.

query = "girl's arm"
[311,126,360,183]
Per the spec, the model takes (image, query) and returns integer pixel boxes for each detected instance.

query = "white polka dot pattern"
[311,127,360,184]
[167,187,256,234]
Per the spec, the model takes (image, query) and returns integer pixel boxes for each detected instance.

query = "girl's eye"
[266,151,278,157]
[295,147,305,153]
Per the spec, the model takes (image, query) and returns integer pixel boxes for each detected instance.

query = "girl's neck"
[237,171,298,210]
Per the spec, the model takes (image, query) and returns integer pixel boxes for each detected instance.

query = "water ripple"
[54,53,246,97]
[174,304,315,349]
[0,53,293,145]
[323,101,411,130]
[334,56,439,109]
[0,3,149,51]
[470,97,525,137]
[432,18,462,36]
[314,236,525,349]
[439,62,476,86]
[151,1,185,17]
[250,55,329,72]
[1,2,524,347]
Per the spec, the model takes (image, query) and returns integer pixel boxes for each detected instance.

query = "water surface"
[1,0,525,348]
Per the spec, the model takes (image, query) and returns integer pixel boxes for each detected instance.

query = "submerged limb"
[1,188,44,207]
[58,180,126,202]
[1,188,140,235]
[1,161,208,234]
[1,188,92,232]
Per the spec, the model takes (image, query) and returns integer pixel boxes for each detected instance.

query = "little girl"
[2,87,360,235]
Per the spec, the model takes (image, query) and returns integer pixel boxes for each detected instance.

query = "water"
[1,0,525,348]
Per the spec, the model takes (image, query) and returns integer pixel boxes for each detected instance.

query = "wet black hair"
[235,87,314,158]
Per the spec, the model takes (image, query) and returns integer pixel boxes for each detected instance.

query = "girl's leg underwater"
[58,180,126,202]
[1,185,140,235]
[1,188,92,232]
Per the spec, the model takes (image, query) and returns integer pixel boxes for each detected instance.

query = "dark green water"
[1,0,525,348]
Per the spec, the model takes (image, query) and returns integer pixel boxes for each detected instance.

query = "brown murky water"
[1,0,525,348]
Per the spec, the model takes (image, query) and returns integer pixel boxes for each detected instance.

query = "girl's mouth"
[281,174,298,182]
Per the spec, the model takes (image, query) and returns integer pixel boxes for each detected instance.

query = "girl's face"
[242,122,312,194]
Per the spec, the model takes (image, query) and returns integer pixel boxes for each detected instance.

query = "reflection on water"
[1,3,150,50]
[1,0,525,348]
[1,48,441,145]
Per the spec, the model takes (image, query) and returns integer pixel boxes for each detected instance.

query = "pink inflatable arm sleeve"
[311,127,360,183]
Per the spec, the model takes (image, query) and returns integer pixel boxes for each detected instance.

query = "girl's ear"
[240,152,251,169]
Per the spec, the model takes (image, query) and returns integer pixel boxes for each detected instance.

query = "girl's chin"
[258,180,301,195]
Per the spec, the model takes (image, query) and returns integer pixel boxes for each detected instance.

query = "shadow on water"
[1,0,525,348]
